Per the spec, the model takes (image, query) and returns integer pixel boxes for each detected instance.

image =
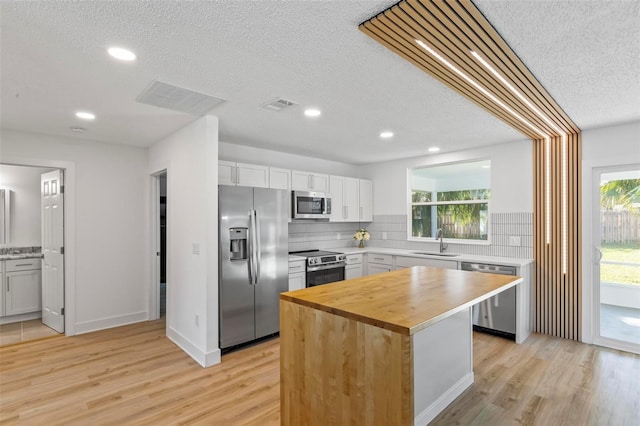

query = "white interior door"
[593,165,639,354]
[42,170,65,333]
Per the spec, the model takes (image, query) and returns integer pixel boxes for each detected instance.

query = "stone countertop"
[0,253,44,261]
[281,266,523,335]
[329,246,533,268]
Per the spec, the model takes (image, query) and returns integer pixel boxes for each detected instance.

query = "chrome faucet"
[435,228,448,253]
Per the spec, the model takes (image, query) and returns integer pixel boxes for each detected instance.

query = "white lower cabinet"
[345,254,363,279]
[3,258,42,317]
[394,256,458,270]
[366,254,393,275]
[0,263,4,317]
[288,260,306,291]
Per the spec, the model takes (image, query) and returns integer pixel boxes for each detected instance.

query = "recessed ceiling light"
[75,111,95,120]
[108,47,136,61]
[428,147,440,153]
[69,126,87,133]
[379,131,394,139]
[304,108,321,117]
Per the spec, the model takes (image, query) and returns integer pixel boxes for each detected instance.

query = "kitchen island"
[280,266,523,425]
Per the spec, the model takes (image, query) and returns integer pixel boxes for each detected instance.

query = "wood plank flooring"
[1,319,638,425]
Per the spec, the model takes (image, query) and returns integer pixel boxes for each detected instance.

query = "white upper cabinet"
[269,167,291,190]
[359,179,373,222]
[291,170,329,193]
[218,161,269,188]
[330,176,360,222]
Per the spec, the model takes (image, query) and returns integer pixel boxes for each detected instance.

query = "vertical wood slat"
[533,135,581,340]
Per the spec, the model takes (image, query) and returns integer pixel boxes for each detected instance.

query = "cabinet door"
[236,163,269,188]
[288,273,305,291]
[359,179,373,222]
[5,270,42,316]
[291,171,312,191]
[345,264,363,280]
[367,263,392,276]
[329,175,345,222]
[0,271,4,317]
[311,174,330,192]
[218,160,236,185]
[345,177,360,222]
[270,167,291,190]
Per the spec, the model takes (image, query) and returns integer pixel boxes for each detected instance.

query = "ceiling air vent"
[261,98,296,111]
[136,80,226,116]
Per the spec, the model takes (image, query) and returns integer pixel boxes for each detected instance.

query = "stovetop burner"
[289,249,346,267]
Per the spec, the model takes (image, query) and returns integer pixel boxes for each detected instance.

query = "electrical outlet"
[382,232,387,240]
[195,314,199,327]
[192,242,200,255]
[337,233,341,240]
[508,236,521,247]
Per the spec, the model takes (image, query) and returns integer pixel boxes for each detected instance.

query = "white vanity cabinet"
[291,171,329,192]
[219,161,269,188]
[366,253,393,275]
[3,258,42,316]
[345,254,363,279]
[394,256,458,270]
[288,259,306,291]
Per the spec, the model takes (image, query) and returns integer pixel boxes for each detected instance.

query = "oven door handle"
[307,262,346,272]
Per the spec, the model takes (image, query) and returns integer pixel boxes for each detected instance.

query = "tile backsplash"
[288,212,533,259]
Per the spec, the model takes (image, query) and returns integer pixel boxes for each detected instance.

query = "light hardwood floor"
[1,319,638,425]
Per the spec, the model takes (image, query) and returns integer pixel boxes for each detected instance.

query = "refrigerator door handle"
[249,209,259,285]
[254,211,261,284]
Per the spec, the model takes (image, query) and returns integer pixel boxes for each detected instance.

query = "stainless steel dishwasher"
[461,262,517,340]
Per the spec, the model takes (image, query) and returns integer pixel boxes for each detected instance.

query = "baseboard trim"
[414,372,474,426]
[167,327,221,368]
[0,312,41,325]
[75,311,147,335]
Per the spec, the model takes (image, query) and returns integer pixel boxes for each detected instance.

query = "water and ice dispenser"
[229,227,248,261]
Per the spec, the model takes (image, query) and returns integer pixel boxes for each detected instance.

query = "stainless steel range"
[289,250,346,287]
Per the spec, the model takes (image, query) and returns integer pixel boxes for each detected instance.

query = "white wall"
[581,120,640,345]
[0,129,149,335]
[0,164,54,246]
[149,116,219,367]
[360,139,533,215]
[219,141,359,177]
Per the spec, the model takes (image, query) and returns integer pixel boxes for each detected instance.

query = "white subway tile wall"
[288,212,533,259]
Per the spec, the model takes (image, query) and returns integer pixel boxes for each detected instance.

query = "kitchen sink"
[412,251,460,257]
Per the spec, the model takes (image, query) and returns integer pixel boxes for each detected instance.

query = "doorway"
[592,165,640,354]
[150,170,167,321]
[0,164,65,346]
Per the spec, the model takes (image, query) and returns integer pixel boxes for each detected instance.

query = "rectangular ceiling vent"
[136,80,226,116]
[261,98,296,111]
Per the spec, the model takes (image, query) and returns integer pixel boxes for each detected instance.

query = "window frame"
[406,162,492,245]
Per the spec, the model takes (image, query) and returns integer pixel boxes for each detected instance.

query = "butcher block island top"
[280,266,525,426]
[280,265,523,336]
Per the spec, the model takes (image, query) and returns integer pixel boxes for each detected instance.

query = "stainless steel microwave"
[292,191,331,220]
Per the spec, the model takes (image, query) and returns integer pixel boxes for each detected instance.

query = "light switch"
[508,236,521,247]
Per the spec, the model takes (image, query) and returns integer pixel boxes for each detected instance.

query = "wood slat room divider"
[360,0,582,340]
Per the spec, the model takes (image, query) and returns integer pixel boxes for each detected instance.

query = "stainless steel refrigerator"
[219,185,288,350]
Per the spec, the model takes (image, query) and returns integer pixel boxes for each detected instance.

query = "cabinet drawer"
[346,254,362,265]
[395,256,457,270]
[288,261,306,274]
[367,254,392,265]
[5,258,42,272]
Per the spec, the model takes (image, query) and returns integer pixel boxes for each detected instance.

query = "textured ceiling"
[1,1,638,165]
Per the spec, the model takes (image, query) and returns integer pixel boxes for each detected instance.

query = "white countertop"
[327,246,533,268]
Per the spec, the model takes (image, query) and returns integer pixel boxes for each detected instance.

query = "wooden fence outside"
[601,210,640,243]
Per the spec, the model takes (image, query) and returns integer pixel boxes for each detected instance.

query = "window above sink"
[408,160,491,244]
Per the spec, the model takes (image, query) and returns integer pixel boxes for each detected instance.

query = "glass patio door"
[593,165,640,353]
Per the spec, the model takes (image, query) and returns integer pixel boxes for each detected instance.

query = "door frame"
[591,164,640,354]
[149,168,168,322]
[1,156,75,336]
